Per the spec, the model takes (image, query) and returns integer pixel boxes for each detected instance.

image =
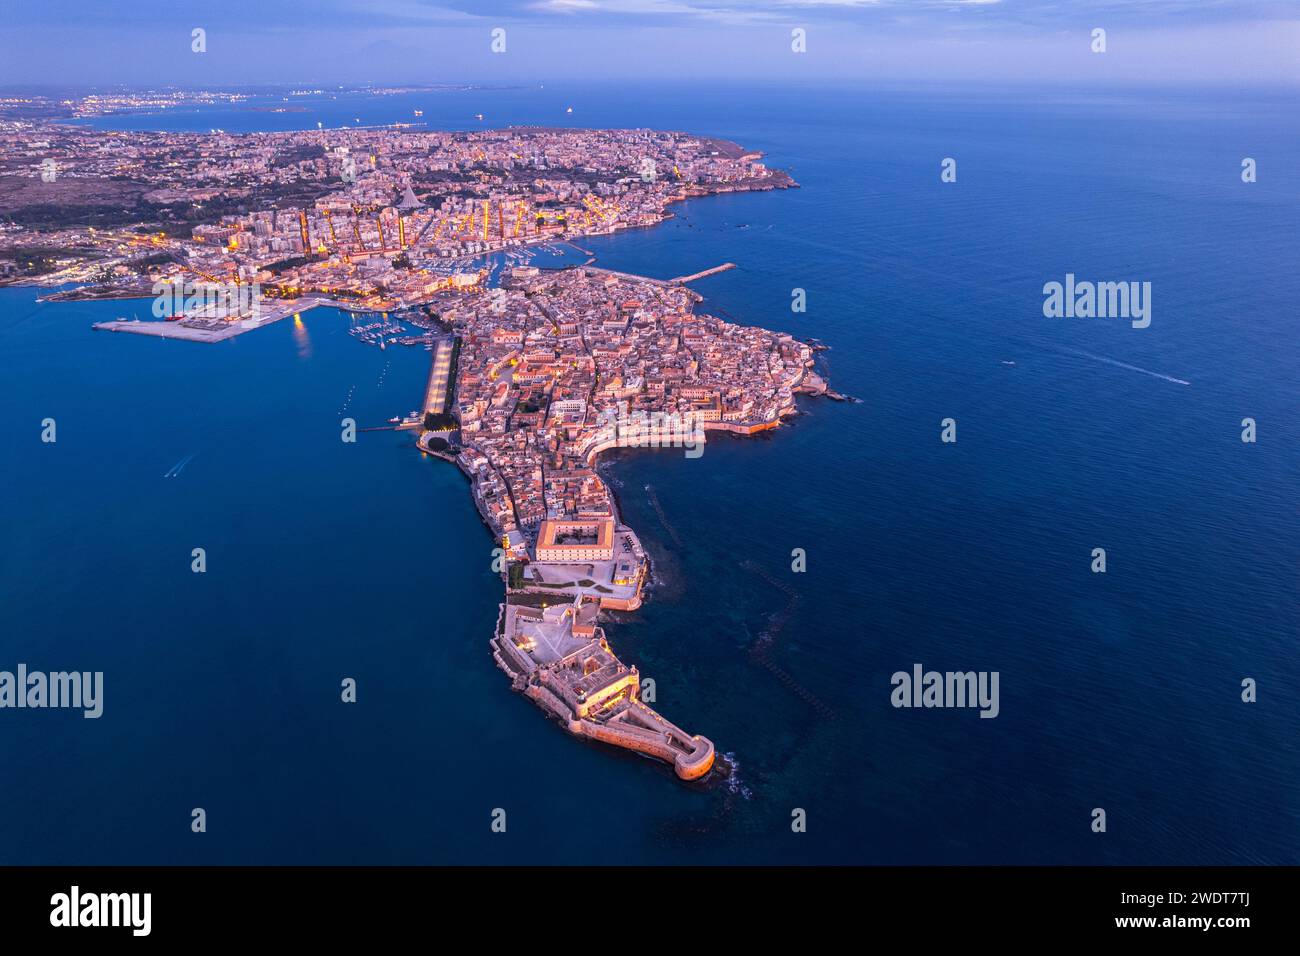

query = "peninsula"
[0,108,831,780]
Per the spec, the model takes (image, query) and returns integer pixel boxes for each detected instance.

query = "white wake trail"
[1056,347,1190,386]
[164,453,197,478]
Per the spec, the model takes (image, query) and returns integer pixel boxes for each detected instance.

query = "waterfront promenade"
[423,337,454,415]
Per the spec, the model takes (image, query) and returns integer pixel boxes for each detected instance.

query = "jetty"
[89,296,370,343]
[670,262,736,284]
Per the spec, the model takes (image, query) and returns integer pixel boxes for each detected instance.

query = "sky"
[0,0,1297,88]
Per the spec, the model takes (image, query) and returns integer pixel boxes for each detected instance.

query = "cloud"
[533,0,600,11]
[1,0,1297,85]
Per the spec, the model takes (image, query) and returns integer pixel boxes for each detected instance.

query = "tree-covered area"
[261,255,315,274]
[423,411,457,431]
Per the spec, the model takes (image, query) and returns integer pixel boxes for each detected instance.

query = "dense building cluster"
[433,266,818,545]
[0,100,826,779]
[0,117,792,308]
[426,264,826,781]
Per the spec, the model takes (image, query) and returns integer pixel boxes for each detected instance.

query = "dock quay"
[579,264,673,288]
[90,303,299,342]
[90,295,403,343]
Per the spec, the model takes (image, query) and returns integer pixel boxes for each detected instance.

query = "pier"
[89,296,350,343]
[670,262,736,284]
[90,302,300,342]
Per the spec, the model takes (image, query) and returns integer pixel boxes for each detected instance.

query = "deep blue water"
[3,82,1297,864]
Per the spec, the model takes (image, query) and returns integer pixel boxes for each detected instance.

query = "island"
[418,264,831,779]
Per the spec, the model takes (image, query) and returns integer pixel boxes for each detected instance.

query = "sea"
[1,81,1297,864]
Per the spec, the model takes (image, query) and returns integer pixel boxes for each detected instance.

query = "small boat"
[1001,360,1017,367]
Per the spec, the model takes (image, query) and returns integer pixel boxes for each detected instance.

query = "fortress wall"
[703,419,780,436]
[624,701,716,779]
[574,719,679,765]
[526,683,573,722]
[597,592,642,612]
[673,735,715,780]
[491,645,517,680]
[572,715,715,780]
[492,635,535,678]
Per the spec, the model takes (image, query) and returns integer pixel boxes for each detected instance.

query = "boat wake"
[1056,346,1190,386]
[163,453,197,478]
